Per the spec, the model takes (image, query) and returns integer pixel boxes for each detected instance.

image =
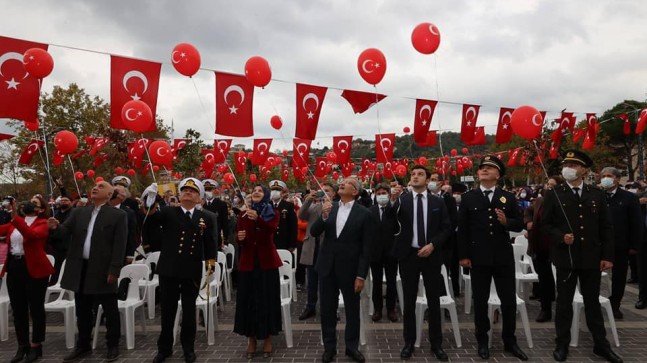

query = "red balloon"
[411,22,441,55]
[244,56,272,88]
[152,165,160,172]
[326,151,337,163]
[121,100,154,133]
[332,171,339,180]
[301,167,308,175]
[148,141,173,166]
[23,48,54,78]
[86,170,95,178]
[249,173,257,182]
[95,177,105,183]
[357,48,387,85]
[171,43,201,77]
[282,150,289,157]
[450,149,457,157]
[114,167,123,175]
[24,119,39,131]
[126,169,136,176]
[462,147,468,154]
[270,115,283,130]
[403,126,411,134]
[53,130,78,155]
[451,170,457,176]
[418,156,428,166]
[74,171,84,180]
[223,172,235,184]
[395,164,407,177]
[457,165,464,174]
[510,105,543,140]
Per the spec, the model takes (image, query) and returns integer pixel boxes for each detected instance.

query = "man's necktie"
[416,193,426,248]
[607,193,613,202]
[573,187,580,200]
[185,211,191,220]
[483,190,492,202]
[379,206,384,222]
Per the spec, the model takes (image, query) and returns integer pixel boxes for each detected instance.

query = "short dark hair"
[322,182,338,194]
[410,164,431,178]
[375,183,390,193]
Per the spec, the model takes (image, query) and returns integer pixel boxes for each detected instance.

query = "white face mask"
[520,192,527,198]
[561,167,579,182]
[270,190,282,201]
[204,191,214,199]
[628,188,638,194]
[375,194,389,206]
[233,197,241,205]
[453,194,461,203]
[600,177,614,190]
[427,181,439,192]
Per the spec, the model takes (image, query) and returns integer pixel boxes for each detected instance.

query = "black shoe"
[536,309,552,322]
[387,309,398,322]
[431,347,449,361]
[322,350,336,363]
[345,349,365,363]
[636,300,646,310]
[612,309,624,319]
[593,346,623,363]
[63,347,92,363]
[504,343,528,361]
[371,311,382,322]
[553,345,568,361]
[184,351,197,363]
[106,347,119,362]
[627,278,638,284]
[400,343,415,360]
[478,345,490,360]
[24,345,42,363]
[299,308,316,320]
[152,352,171,363]
[11,345,29,363]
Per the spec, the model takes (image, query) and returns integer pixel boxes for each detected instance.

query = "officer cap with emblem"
[179,177,205,199]
[269,180,287,191]
[201,179,219,191]
[561,149,593,168]
[478,155,506,177]
[111,176,131,188]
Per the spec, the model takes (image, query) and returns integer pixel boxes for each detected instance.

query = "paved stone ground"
[1,278,646,362]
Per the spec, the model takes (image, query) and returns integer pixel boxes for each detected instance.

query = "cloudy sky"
[2,0,646,152]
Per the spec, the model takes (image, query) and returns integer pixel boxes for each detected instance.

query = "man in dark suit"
[48,181,128,362]
[600,166,642,319]
[429,172,459,296]
[388,165,452,361]
[109,185,138,262]
[310,177,372,363]
[458,155,528,361]
[152,178,218,363]
[542,150,622,363]
[637,189,647,310]
[202,179,229,249]
[268,180,297,251]
[368,183,398,323]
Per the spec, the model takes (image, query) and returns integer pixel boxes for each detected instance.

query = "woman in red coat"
[233,185,283,358]
[0,195,54,363]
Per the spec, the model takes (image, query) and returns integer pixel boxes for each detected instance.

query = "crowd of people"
[0,149,646,363]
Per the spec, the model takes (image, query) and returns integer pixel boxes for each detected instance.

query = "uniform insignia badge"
[500,196,507,203]
[198,217,206,236]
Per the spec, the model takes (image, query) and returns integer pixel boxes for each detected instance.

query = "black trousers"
[319,261,360,352]
[443,235,461,295]
[610,251,629,309]
[399,249,443,347]
[471,264,517,346]
[555,268,610,348]
[370,250,397,312]
[296,244,306,285]
[640,240,647,301]
[157,275,200,355]
[532,253,555,311]
[6,256,49,346]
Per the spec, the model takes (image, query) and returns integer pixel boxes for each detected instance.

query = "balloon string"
[66,155,83,198]
[140,134,157,184]
[373,85,397,182]
[432,54,445,157]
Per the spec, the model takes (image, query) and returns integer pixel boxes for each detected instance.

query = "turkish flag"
[548,143,559,159]
[0,36,47,123]
[560,112,576,134]
[234,151,247,174]
[94,154,109,168]
[341,162,355,177]
[636,109,647,134]
[415,130,437,147]
[495,107,515,144]
[281,165,289,181]
[295,83,327,140]
[465,127,486,145]
[341,89,387,114]
[52,149,64,167]
[332,136,353,164]
[251,139,272,166]
[375,133,395,163]
[215,72,254,137]
[507,148,521,167]
[461,104,480,142]
[315,157,328,178]
[291,139,312,167]
[72,149,86,159]
[110,55,161,131]
[0,133,15,141]
[620,113,631,135]
[213,139,232,163]
[413,99,437,143]
[572,129,586,143]
[586,113,597,138]
[89,137,109,156]
[18,139,44,165]
[172,138,190,154]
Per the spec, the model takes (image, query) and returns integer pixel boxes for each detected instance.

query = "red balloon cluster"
[245,56,272,88]
[411,23,441,55]
[148,141,173,166]
[357,48,387,85]
[23,48,54,78]
[53,130,78,155]
[121,100,154,133]
[511,105,543,140]
[270,115,283,130]
[171,43,201,77]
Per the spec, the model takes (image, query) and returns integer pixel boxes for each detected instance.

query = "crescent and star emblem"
[296,143,309,156]
[124,108,142,122]
[0,52,29,90]
[224,85,245,114]
[256,142,268,156]
[122,70,149,101]
[531,113,543,127]
[361,59,380,74]
[26,142,39,154]
[171,50,186,64]
[465,106,477,127]
[429,24,440,36]
[156,147,168,157]
[336,139,349,153]
[302,93,320,119]
[419,104,432,126]
[380,137,392,152]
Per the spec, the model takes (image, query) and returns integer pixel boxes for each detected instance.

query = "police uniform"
[457,156,526,359]
[154,178,217,362]
[541,151,620,362]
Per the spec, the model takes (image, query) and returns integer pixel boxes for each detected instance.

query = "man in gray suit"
[48,181,128,362]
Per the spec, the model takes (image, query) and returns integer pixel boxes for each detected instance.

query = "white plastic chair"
[570,281,619,348]
[46,259,72,302]
[46,254,55,271]
[513,244,539,301]
[513,235,531,272]
[415,265,462,348]
[44,288,76,348]
[217,251,231,302]
[461,267,472,314]
[223,244,235,301]
[93,264,149,350]
[395,266,404,314]
[487,278,533,348]
[138,251,160,319]
[0,265,9,341]
[278,261,294,348]
[277,249,297,302]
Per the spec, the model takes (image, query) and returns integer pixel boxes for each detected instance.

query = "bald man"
[49,181,128,362]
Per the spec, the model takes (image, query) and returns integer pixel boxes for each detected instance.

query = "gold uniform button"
[490,232,494,235]
[179,244,183,247]
[489,216,493,219]
[580,226,584,230]
[178,250,182,253]
[580,215,583,218]
[579,204,583,207]
[488,208,492,211]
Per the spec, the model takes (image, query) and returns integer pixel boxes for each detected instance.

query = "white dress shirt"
[83,204,105,259]
[566,181,583,197]
[9,216,37,255]
[411,191,429,248]
[336,200,354,238]
[181,206,195,219]
[479,185,495,202]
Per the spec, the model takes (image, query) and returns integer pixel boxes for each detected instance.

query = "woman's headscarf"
[250,184,275,222]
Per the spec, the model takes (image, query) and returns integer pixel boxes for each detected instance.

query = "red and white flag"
[89,137,109,156]
[460,104,480,142]
[295,83,327,140]
[251,138,272,166]
[172,138,190,155]
[341,162,355,177]
[620,113,631,135]
[315,157,328,178]
[415,131,437,147]
[332,136,353,164]
[375,133,395,163]
[234,151,247,174]
[413,99,437,143]
[636,109,647,135]
[465,127,486,145]
[341,89,387,114]
[0,133,15,142]
[291,139,312,167]
[0,36,47,123]
[215,72,254,137]
[213,139,232,163]
[560,112,577,134]
[18,139,44,165]
[495,107,514,144]
[507,148,522,167]
[110,55,161,131]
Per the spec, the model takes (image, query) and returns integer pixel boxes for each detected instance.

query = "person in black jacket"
[202,179,228,249]
[428,172,459,296]
[600,167,643,319]
[541,150,621,363]
[109,185,138,263]
[458,155,528,361]
[268,180,297,252]
[388,165,452,361]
